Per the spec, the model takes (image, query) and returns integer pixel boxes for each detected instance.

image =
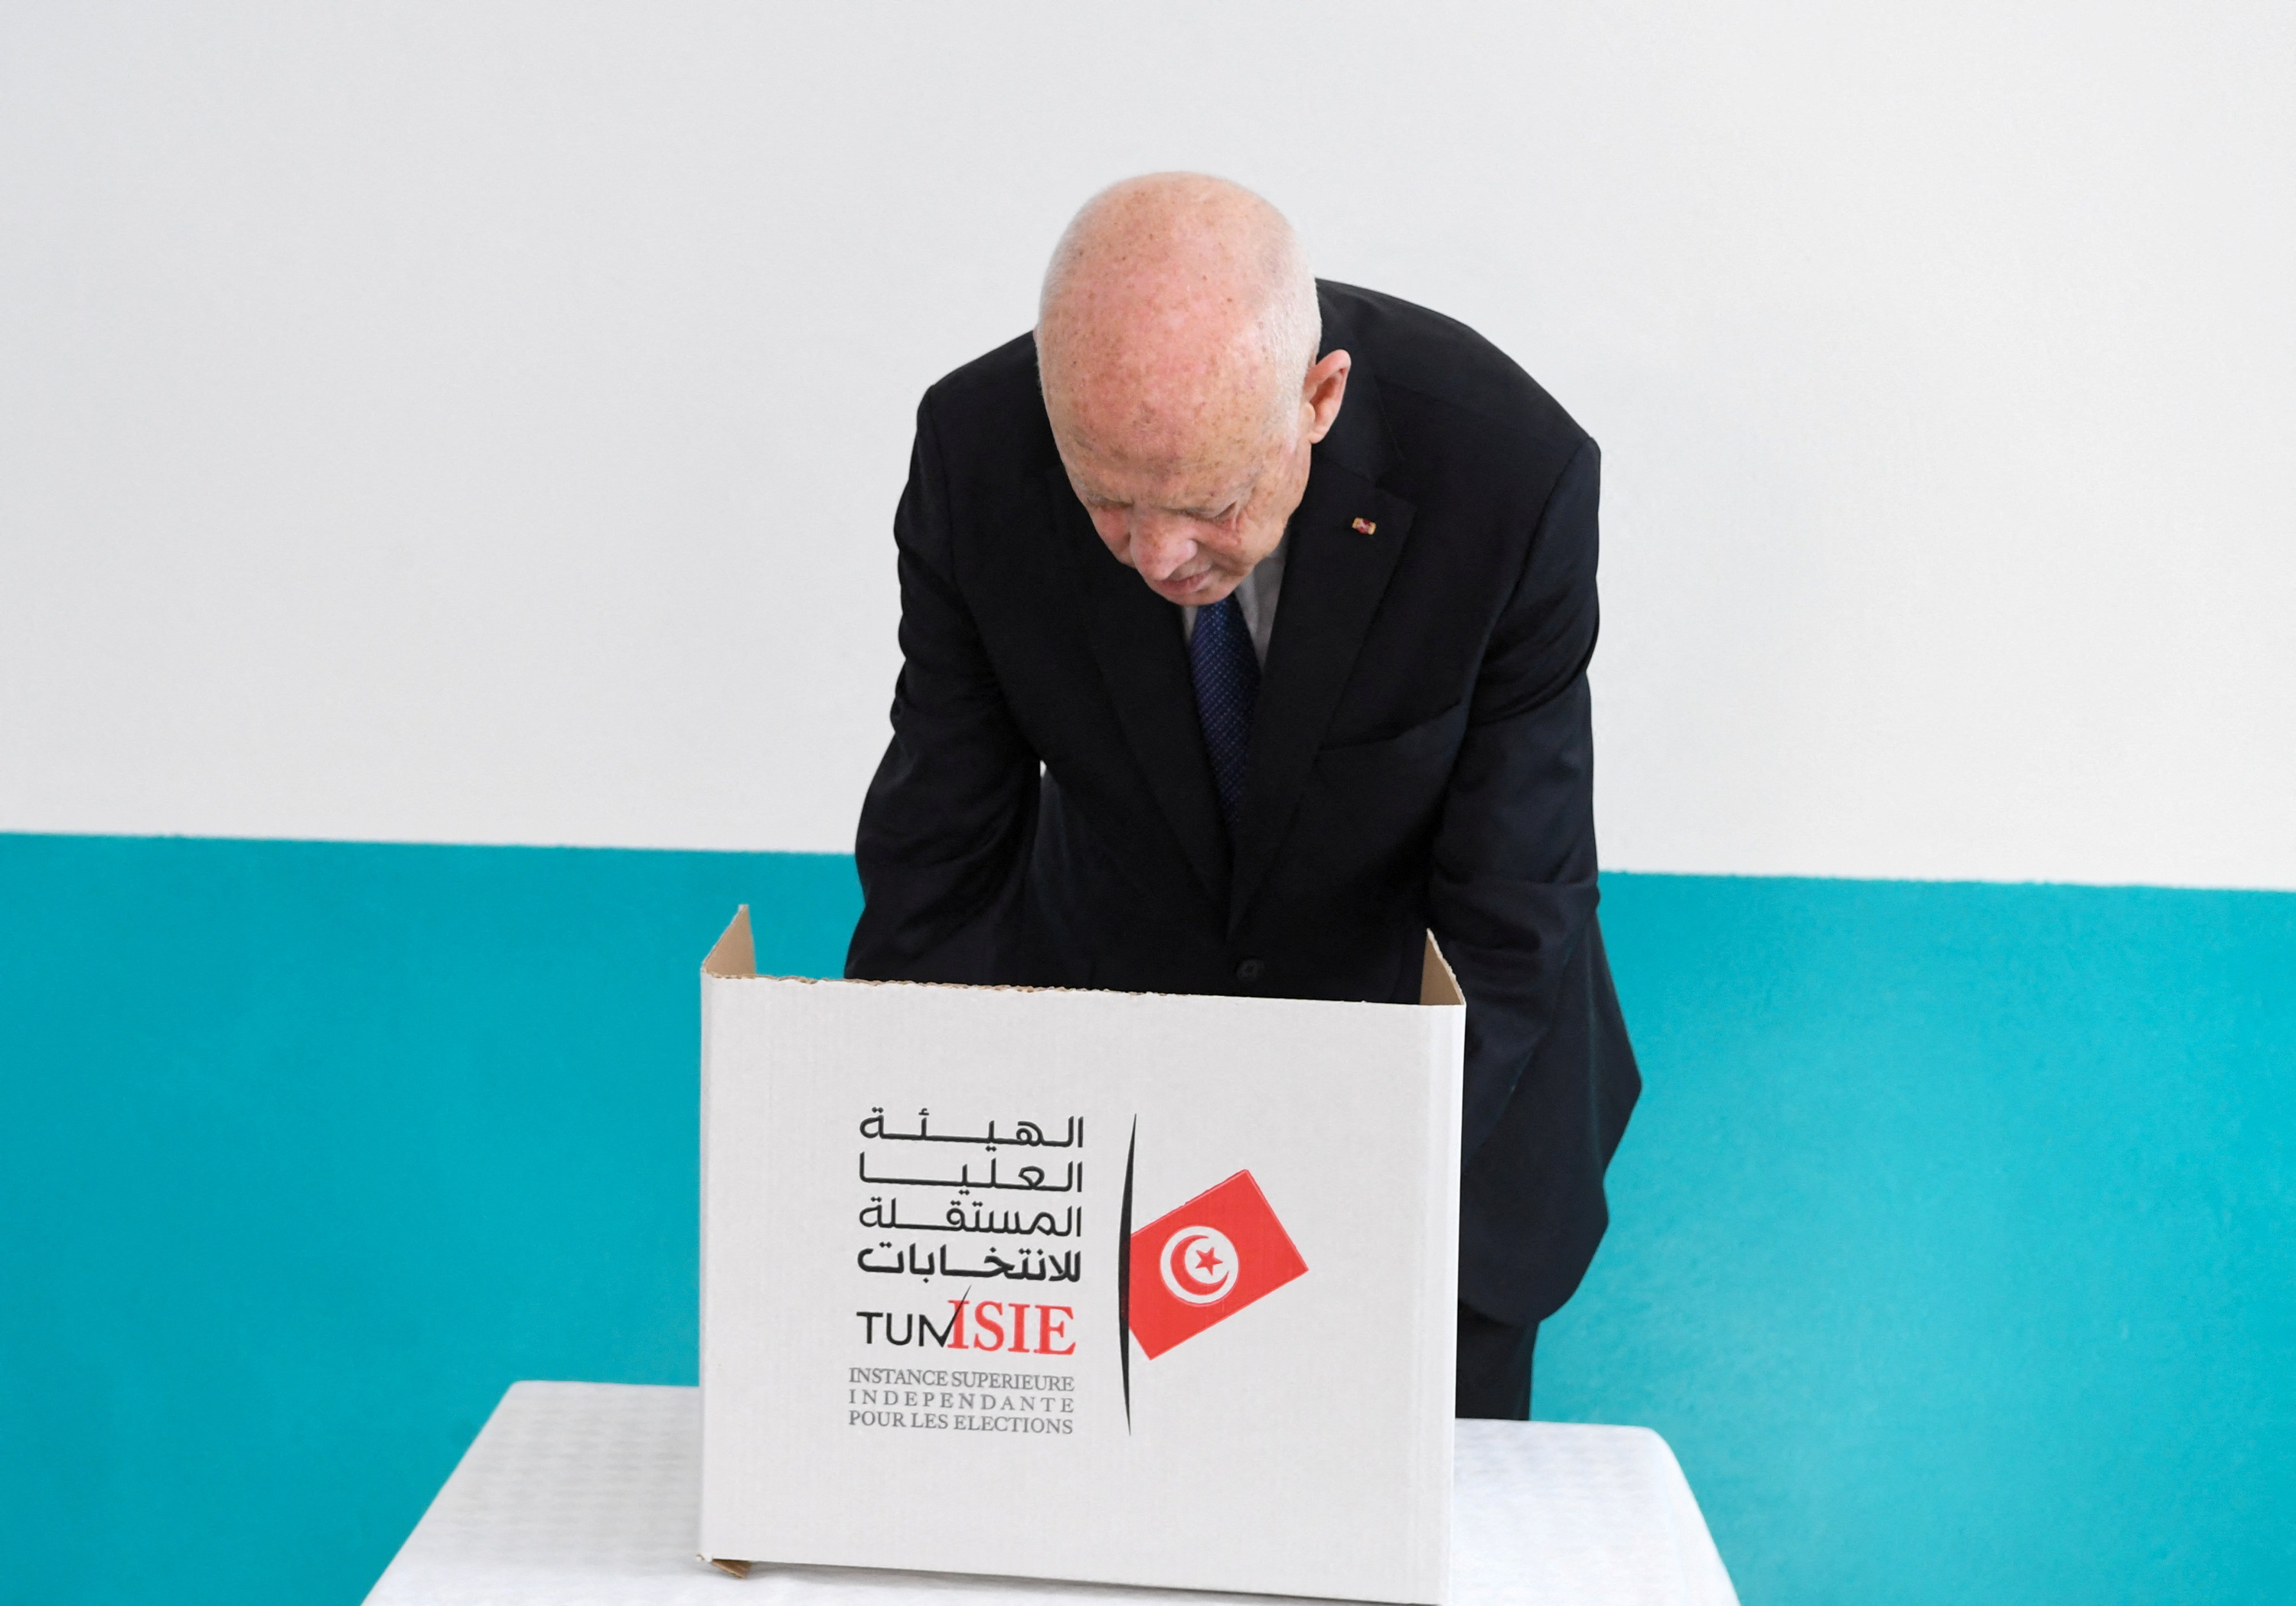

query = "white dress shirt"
[1179,533,1288,668]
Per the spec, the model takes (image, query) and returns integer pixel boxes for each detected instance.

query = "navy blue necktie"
[1190,592,1260,844]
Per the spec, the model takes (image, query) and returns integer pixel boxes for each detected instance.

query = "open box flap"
[703,906,756,979]
[1420,932,1463,1007]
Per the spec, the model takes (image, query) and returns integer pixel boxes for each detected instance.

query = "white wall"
[4,2,2291,888]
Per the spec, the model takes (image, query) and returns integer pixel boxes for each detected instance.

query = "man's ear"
[1303,349,1352,444]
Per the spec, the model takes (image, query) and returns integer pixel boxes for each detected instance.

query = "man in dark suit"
[846,174,1638,1418]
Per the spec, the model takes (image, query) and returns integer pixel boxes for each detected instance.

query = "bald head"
[1036,174,1349,608]
[1039,174,1319,452]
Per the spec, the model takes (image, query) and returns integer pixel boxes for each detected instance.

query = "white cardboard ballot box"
[699,908,1466,1604]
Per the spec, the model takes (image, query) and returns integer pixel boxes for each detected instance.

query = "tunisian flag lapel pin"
[1352,516,1378,534]
[1127,1170,1309,1359]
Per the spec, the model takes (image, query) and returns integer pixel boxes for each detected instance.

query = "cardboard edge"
[703,910,1462,1015]
[1418,932,1464,1008]
[703,906,757,979]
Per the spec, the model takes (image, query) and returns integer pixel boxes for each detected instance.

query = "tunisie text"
[856,1298,1075,1354]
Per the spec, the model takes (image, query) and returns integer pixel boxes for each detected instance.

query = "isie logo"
[854,1301,1075,1353]
[1127,1171,1307,1359]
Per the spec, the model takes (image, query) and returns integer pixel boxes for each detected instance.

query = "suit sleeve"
[845,394,1041,982]
[1429,438,1636,1323]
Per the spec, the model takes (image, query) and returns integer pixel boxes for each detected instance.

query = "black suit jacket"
[847,282,1639,1327]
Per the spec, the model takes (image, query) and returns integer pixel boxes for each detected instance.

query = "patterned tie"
[1190,592,1260,845]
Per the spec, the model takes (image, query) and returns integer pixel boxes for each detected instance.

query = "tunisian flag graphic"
[1127,1170,1309,1359]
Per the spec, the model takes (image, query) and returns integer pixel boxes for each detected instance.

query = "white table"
[365,1383,1737,1606]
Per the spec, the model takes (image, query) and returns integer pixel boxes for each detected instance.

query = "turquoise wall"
[2,834,2289,1604]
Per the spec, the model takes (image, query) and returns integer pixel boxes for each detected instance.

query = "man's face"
[1055,411,1311,608]
[1047,350,1350,608]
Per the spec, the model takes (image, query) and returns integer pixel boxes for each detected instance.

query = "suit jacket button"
[1235,959,1265,982]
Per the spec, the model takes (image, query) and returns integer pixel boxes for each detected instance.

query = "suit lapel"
[1231,366,1417,928]
[1049,466,1232,914]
